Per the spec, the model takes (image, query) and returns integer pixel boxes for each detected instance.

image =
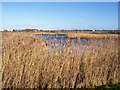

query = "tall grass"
[2,32,120,88]
[0,32,2,89]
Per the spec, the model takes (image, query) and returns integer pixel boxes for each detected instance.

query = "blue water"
[35,34,68,39]
[35,34,89,43]
[35,34,111,53]
[35,34,90,51]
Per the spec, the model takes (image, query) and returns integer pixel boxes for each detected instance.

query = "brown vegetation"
[2,32,120,88]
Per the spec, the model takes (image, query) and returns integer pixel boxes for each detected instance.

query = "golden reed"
[2,32,120,88]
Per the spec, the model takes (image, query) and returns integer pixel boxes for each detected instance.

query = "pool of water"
[35,34,115,54]
[35,34,68,39]
[35,34,90,51]
[35,34,89,41]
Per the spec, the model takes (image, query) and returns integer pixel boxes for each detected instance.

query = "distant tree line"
[2,29,120,34]
[13,29,40,32]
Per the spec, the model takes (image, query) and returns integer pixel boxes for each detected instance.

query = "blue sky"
[2,0,120,2]
[2,2,118,30]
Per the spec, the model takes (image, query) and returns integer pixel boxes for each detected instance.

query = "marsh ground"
[1,31,120,88]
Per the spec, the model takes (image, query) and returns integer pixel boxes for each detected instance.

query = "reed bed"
[0,32,2,89]
[66,32,119,38]
[2,32,120,89]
